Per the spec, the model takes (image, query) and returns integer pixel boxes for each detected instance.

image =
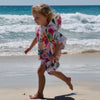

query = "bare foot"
[29,93,44,99]
[66,77,73,90]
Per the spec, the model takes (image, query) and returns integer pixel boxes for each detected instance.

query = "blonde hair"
[32,4,54,23]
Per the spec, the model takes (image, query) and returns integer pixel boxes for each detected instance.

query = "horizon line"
[0,5,100,6]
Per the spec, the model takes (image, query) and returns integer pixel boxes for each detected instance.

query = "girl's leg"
[49,70,73,90]
[29,64,46,99]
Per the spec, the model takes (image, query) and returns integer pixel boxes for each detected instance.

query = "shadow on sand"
[44,93,76,100]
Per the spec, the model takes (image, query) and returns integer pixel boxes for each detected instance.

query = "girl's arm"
[49,43,62,61]
[24,36,37,54]
[53,43,62,57]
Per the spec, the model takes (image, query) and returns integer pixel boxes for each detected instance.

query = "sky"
[0,0,100,5]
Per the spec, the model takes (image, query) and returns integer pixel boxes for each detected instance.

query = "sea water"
[0,5,100,56]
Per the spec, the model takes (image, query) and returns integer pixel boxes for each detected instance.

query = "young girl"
[24,4,73,99]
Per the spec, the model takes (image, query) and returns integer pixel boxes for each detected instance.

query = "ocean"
[0,5,100,56]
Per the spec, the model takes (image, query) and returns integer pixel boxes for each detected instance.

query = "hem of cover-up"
[47,62,60,74]
[41,60,60,74]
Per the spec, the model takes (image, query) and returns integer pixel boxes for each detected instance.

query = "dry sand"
[0,81,100,100]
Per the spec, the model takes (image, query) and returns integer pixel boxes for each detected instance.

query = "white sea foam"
[61,13,100,33]
[0,24,35,34]
[65,39,100,54]
[0,13,100,34]
[0,14,34,25]
[0,39,100,56]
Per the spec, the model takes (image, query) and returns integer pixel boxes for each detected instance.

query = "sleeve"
[53,31,67,49]
[47,27,67,49]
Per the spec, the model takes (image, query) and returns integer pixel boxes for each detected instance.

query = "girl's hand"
[24,48,31,54]
[49,55,57,61]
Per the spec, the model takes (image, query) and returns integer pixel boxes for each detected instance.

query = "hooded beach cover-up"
[35,13,67,73]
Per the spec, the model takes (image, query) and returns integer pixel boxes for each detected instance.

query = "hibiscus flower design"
[48,28,54,35]
[42,36,49,46]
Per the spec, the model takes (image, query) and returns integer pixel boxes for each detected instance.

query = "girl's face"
[33,13,48,26]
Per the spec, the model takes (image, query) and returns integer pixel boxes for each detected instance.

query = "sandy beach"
[0,81,100,100]
[0,53,100,100]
